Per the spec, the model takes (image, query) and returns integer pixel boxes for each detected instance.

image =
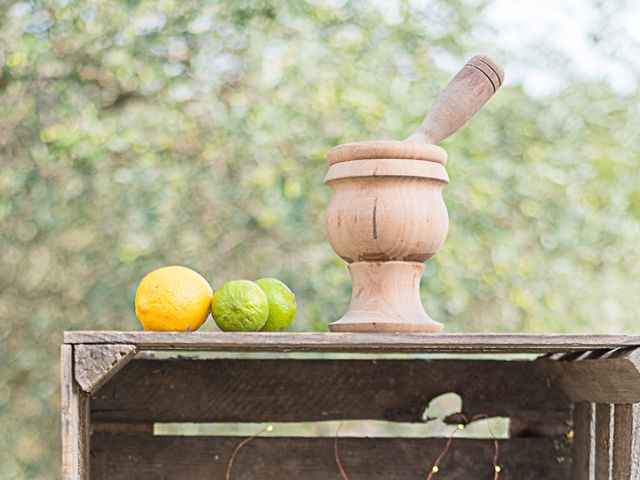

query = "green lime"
[211,280,269,332]
[255,278,297,332]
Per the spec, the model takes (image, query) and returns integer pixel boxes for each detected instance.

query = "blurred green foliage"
[1,0,639,477]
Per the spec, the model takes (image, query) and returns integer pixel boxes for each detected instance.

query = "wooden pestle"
[405,54,504,145]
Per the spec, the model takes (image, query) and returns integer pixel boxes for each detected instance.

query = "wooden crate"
[62,332,640,479]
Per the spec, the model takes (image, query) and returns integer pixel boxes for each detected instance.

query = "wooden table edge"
[63,331,640,353]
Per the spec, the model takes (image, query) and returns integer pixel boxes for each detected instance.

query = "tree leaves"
[1,1,640,477]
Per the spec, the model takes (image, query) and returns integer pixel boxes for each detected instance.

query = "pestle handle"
[405,54,504,145]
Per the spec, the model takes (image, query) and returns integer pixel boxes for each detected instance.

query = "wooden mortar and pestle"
[324,55,504,332]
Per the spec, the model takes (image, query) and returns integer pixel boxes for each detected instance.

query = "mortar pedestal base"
[328,261,443,333]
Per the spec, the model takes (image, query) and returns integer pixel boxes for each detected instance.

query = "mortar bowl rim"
[327,140,447,166]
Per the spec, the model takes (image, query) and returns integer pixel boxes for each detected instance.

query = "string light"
[332,413,503,480]
[426,420,461,480]
[427,413,502,480]
[334,422,350,480]
[492,438,502,480]
[225,424,273,480]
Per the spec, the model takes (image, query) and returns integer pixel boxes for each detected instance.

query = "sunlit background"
[1,0,640,476]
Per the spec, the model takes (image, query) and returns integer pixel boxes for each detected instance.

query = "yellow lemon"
[135,265,213,331]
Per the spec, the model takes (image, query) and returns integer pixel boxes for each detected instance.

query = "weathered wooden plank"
[612,403,640,480]
[91,358,570,425]
[509,418,570,438]
[539,348,640,403]
[91,434,571,480]
[92,423,155,434]
[61,345,90,480]
[571,402,594,480]
[595,404,613,480]
[64,331,640,353]
[74,344,137,394]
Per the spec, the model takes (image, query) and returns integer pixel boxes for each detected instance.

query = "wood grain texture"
[74,344,137,394]
[539,348,640,403]
[595,404,613,480]
[92,423,155,434]
[612,403,640,480]
[63,331,640,353]
[323,55,501,332]
[509,418,570,438]
[323,137,449,332]
[325,158,449,183]
[324,165,448,265]
[90,434,570,480]
[327,140,448,166]
[61,345,90,480]
[91,358,570,425]
[405,54,504,145]
[329,262,443,332]
[570,402,594,480]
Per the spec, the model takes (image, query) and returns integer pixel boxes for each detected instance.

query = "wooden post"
[612,403,640,480]
[571,402,594,480]
[591,402,640,480]
[595,404,613,479]
[61,345,90,480]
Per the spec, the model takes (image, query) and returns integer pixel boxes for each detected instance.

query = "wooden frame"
[62,332,640,479]
[64,331,640,353]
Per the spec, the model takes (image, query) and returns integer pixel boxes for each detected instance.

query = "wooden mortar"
[325,55,504,332]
